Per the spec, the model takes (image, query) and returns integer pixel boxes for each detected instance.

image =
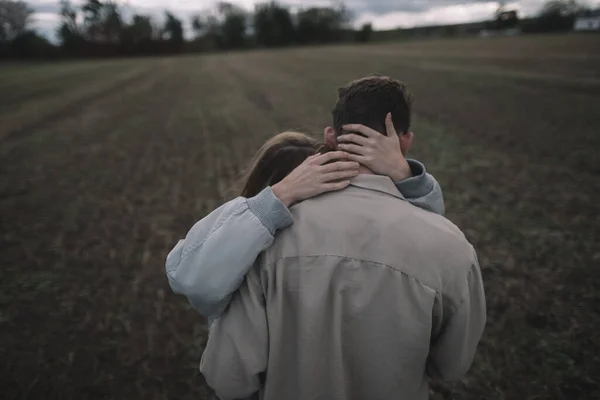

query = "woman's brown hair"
[238,132,320,198]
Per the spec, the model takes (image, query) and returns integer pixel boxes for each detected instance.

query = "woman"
[166,123,444,320]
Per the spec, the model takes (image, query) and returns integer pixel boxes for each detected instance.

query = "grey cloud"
[30,0,61,14]
[346,0,498,15]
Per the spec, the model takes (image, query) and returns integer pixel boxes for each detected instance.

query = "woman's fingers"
[304,153,320,162]
[323,180,351,191]
[342,124,379,138]
[337,143,366,155]
[337,133,369,146]
[384,112,397,137]
[305,153,325,165]
[320,160,359,173]
[313,151,349,165]
[322,170,359,182]
[346,153,367,163]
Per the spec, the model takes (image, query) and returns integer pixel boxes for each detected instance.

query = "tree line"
[0,0,596,61]
[0,0,373,60]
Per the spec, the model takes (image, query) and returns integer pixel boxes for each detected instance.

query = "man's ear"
[399,131,414,156]
[324,127,336,148]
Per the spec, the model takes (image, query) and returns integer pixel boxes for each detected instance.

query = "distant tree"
[0,0,34,42]
[126,15,155,43]
[81,0,102,41]
[254,1,295,47]
[163,11,184,52]
[119,14,157,55]
[191,11,217,38]
[495,0,508,18]
[542,0,580,15]
[254,2,294,47]
[295,6,349,44]
[190,2,248,50]
[102,2,123,43]
[80,0,123,43]
[9,30,58,58]
[537,0,579,31]
[57,0,86,54]
[0,0,59,60]
[218,2,247,49]
[191,14,203,35]
[58,0,78,34]
[355,22,372,42]
[190,10,222,50]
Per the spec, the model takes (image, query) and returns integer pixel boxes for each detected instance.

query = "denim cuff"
[395,159,434,199]
[246,187,294,235]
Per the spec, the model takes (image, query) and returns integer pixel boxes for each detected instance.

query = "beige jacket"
[200,175,486,400]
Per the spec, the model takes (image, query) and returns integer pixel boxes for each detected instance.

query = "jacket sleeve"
[395,159,445,216]
[200,268,268,400]
[166,187,292,318]
[426,250,486,382]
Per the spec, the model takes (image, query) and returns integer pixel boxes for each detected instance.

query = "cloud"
[353,2,499,30]
[30,1,60,14]
[350,0,494,15]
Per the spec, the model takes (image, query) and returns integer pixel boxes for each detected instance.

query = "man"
[200,75,486,400]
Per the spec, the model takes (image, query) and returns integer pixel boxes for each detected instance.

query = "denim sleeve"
[166,187,293,318]
[395,159,445,216]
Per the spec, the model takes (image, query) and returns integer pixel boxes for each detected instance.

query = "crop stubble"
[1,34,599,400]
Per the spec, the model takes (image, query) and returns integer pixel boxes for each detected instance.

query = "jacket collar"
[349,174,406,201]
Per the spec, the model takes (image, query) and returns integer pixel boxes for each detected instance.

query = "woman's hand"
[337,113,412,182]
[272,151,359,207]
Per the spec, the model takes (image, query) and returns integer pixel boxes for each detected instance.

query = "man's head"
[325,74,414,155]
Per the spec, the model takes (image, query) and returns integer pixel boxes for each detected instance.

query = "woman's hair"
[238,131,320,198]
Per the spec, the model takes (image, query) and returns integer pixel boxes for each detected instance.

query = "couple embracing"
[167,75,486,400]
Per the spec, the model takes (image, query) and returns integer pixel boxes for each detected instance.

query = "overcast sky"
[29,0,600,41]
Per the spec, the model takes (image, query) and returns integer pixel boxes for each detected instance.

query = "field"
[1,33,599,400]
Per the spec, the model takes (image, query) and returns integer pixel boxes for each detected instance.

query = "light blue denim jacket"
[166,159,444,319]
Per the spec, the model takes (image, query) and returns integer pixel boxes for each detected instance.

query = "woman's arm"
[166,187,291,318]
[166,151,359,319]
[396,159,444,216]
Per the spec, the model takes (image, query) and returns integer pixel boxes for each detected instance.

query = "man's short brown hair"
[332,74,413,136]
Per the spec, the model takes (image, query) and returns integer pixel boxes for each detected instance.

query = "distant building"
[480,9,521,37]
[498,11,519,26]
[574,10,600,31]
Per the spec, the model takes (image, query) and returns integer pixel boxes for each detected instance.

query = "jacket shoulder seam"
[263,254,456,302]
